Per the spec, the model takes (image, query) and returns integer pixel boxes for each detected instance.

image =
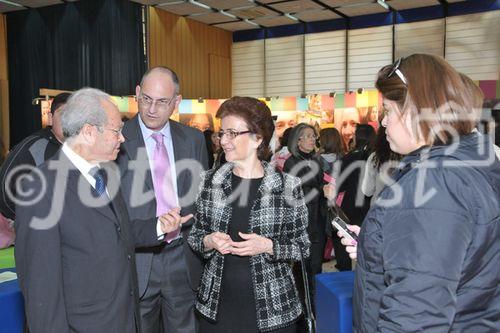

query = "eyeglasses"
[299,134,317,140]
[387,57,408,86]
[217,129,252,140]
[103,127,123,137]
[138,94,176,110]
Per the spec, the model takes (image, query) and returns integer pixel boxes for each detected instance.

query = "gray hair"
[288,123,317,158]
[61,88,111,140]
[140,66,180,95]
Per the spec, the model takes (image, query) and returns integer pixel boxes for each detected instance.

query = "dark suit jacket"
[117,116,208,294]
[14,152,162,333]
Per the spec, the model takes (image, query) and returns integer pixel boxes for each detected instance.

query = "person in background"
[336,107,360,153]
[284,123,325,304]
[319,127,343,178]
[0,92,70,220]
[339,54,499,332]
[326,124,375,271]
[361,126,402,205]
[188,96,310,333]
[271,126,292,171]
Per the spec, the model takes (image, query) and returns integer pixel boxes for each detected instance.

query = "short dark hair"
[354,124,375,151]
[216,96,275,160]
[319,127,342,155]
[51,92,71,115]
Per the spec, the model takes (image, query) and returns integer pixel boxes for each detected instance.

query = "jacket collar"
[211,161,284,196]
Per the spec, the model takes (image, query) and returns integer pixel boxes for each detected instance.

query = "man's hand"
[203,232,233,255]
[230,232,273,257]
[158,207,193,234]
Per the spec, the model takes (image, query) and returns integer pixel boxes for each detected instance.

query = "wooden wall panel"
[209,54,230,99]
[0,14,8,154]
[148,8,232,99]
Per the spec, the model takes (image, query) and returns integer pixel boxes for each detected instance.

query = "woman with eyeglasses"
[338,54,499,332]
[283,123,326,307]
[188,96,310,333]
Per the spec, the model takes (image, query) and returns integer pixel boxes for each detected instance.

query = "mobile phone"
[331,216,358,242]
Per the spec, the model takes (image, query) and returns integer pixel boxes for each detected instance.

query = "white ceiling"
[0,0,470,31]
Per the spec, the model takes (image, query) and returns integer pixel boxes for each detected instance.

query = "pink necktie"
[151,133,180,242]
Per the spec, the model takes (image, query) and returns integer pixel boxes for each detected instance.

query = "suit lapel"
[170,120,189,196]
[122,115,155,193]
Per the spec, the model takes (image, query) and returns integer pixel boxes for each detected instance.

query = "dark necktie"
[90,167,107,197]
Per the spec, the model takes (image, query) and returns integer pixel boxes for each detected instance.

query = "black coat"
[283,153,325,243]
[337,147,371,226]
[354,133,500,332]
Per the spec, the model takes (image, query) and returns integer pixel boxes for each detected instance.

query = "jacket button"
[130,290,134,296]
[117,226,121,232]
[127,254,131,260]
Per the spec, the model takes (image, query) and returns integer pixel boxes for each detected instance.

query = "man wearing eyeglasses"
[117,67,208,333]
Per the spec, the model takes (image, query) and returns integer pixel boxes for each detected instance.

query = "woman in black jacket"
[331,124,375,271]
[283,123,326,303]
[339,54,499,332]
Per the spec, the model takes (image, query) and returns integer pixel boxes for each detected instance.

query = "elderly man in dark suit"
[14,88,190,333]
[117,67,208,333]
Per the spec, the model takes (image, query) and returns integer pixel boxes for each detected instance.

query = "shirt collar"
[61,142,99,177]
[138,115,171,141]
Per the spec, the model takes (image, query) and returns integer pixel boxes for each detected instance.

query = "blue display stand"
[315,271,355,333]
[0,268,25,333]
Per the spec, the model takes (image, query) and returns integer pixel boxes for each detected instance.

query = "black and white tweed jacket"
[188,161,311,332]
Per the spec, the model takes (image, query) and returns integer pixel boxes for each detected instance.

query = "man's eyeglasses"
[217,129,252,140]
[387,57,408,86]
[138,94,176,109]
[103,127,123,137]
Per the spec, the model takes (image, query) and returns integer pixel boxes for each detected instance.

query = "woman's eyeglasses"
[217,129,252,140]
[387,57,408,86]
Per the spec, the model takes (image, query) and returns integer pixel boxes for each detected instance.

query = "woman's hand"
[323,183,336,201]
[230,232,273,257]
[337,224,360,259]
[203,232,233,255]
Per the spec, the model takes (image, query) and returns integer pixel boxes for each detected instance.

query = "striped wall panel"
[232,40,264,97]
[446,10,500,80]
[347,25,393,90]
[305,30,346,93]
